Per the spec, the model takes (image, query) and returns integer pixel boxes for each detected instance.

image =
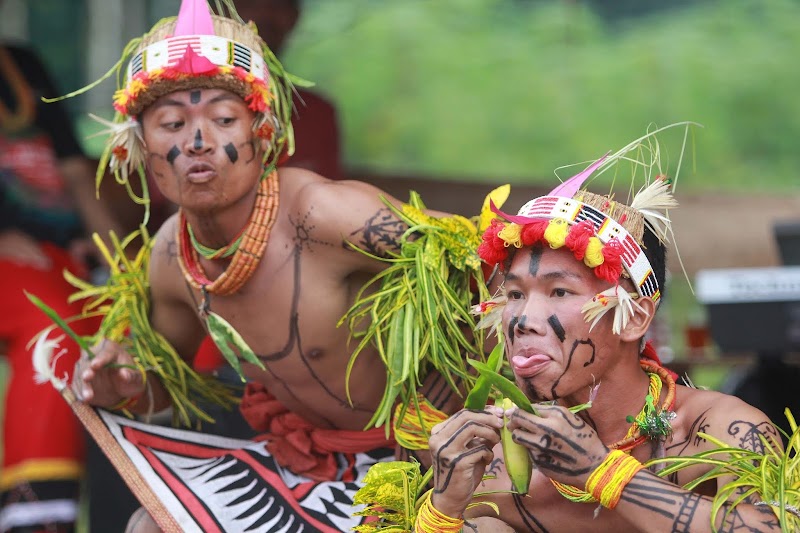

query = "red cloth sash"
[240,382,396,481]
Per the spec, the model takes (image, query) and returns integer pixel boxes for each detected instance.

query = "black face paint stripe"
[528,244,543,276]
[224,142,239,163]
[194,129,203,150]
[166,145,180,165]
[548,314,566,343]
[190,90,201,104]
[508,316,519,345]
[551,338,595,398]
[518,315,528,330]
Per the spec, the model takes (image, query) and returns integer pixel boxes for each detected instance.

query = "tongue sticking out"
[511,354,550,378]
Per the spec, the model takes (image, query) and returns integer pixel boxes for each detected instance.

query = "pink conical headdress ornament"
[175,0,216,36]
[488,152,612,224]
[173,0,217,74]
[548,152,610,198]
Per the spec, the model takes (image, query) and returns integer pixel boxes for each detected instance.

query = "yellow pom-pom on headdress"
[544,219,569,249]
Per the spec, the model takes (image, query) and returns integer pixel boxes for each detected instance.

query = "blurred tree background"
[273,0,799,191]
[2,0,797,387]
[16,0,798,191]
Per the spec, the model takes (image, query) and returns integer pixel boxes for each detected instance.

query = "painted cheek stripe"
[548,314,566,343]
[166,145,181,165]
[224,142,239,163]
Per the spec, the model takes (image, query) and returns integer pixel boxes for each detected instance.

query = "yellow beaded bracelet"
[584,449,644,509]
[414,493,464,533]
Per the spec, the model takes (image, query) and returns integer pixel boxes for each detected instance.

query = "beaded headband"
[115,12,272,118]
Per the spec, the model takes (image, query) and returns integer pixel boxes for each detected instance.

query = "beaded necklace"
[177,170,279,297]
[187,222,246,259]
[550,359,676,503]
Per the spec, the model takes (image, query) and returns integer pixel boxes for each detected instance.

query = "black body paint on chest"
[190,90,201,104]
[548,314,566,342]
[194,129,203,150]
[166,145,181,165]
[224,142,239,163]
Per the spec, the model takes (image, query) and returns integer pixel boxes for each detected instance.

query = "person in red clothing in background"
[0,42,124,532]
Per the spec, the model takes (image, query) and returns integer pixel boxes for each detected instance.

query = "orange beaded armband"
[584,449,644,509]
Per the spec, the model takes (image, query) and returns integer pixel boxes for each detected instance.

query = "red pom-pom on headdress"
[565,220,595,261]
[594,239,624,284]
[521,220,548,246]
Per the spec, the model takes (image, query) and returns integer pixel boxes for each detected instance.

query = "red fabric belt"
[240,382,396,481]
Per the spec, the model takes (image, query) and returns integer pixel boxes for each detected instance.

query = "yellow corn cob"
[501,397,532,494]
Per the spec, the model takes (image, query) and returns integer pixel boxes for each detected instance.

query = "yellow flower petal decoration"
[479,184,511,232]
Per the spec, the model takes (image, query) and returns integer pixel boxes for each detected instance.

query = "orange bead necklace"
[177,170,279,296]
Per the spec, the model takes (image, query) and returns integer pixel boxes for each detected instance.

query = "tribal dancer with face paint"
[420,129,786,533]
[34,1,487,531]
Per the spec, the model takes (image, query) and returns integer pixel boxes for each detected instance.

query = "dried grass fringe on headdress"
[46,0,304,226]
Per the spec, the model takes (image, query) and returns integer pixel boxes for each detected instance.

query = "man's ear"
[619,296,656,343]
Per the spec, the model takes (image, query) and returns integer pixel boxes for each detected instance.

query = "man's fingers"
[438,420,501,453]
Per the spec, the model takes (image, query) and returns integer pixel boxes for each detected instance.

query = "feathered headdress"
[475,122,697,335]
[49,0,301,223]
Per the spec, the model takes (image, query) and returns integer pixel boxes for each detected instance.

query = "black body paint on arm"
[512,493,550,532]
[622,475,779,532]
[345,207,407,257]
[727,420,779,454]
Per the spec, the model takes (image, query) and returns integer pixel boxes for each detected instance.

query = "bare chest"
[179,228,386,428]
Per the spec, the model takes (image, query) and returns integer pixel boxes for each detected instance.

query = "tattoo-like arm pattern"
[345,207,407,257]
[620,471,779,532]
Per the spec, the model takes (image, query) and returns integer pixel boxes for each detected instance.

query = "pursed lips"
[185,161,216,183]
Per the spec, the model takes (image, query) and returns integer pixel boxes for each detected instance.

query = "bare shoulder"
[674,385,780,453]
[281,166,395,218]
[279,167,406,255]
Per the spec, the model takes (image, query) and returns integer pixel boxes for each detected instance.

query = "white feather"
[630,179,678,243]
[32,332,68,390]
[472,291,508,339]
[582,286,647,334]
[612,287,647,334]
[88,114,145,182]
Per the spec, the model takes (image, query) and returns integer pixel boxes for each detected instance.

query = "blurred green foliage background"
[276,0,800,190]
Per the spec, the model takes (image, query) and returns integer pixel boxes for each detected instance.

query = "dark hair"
[642,226,667,301]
